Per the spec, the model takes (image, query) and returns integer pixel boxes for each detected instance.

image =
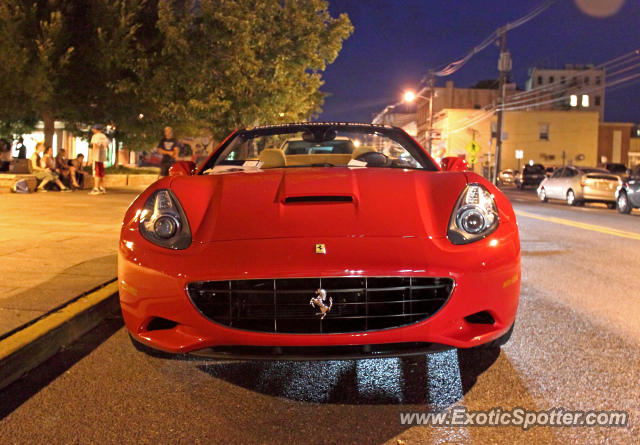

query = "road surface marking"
[515,210,640,241]
[0,281,118,359]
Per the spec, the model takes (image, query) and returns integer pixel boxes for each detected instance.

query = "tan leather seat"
[285,154,352,166]
[351,146,377,159]
[259,149,287,169]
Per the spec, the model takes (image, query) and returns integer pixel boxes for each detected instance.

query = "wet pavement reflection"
[198,348,498,406]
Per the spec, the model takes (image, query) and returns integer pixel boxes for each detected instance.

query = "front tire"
[538,187,548,202]
[566,189,580,206]
[617,192,632,214]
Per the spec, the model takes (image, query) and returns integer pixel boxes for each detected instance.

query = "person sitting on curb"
[68,153,89,189]
[29,142,70,192]
[55,148,80,189]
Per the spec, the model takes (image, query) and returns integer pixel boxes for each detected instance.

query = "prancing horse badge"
[315,243,326,254]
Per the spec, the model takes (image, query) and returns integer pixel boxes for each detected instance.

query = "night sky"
[320,0,640,123]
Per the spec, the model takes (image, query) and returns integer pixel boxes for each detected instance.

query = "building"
[414,80,512,148]
[372,103,417,136]
[597,122,637,166]
[432,109,599,175]
[525,64,605,120]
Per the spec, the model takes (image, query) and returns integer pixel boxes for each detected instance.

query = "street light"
[403,90,430,103]
[403,90,417,103]
[402,89,434,155]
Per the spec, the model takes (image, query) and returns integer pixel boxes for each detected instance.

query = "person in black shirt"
[15,137,26,159]
[156,126,179,176]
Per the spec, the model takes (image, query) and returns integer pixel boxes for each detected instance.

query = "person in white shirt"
[89,125,109,195]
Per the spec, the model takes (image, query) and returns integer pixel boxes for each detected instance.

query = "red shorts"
[93,161,105,178]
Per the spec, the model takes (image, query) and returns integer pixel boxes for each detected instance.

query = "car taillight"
[448,183,499,245]
[139,189,191,249]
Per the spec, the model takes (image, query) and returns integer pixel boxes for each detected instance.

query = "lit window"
[539,124,549,141]
[570,95,578,107]
[582,94,589,107]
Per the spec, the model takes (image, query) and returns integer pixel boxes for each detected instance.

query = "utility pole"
[427,70,435,155]
[494,27,511,184]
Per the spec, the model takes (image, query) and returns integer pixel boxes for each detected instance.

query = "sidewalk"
[0,187,145,337]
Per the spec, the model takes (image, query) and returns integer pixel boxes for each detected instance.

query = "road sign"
[466,141,481,155]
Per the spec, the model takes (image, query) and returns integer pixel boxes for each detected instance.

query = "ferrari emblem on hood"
[315,243,326,254]
[310,289,332,319]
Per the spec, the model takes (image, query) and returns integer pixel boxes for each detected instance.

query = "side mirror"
[169,161,196,176]
[440,156,468,172]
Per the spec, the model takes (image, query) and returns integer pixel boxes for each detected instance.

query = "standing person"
[29,142,69,192]
[89,124,109,195]
[15,137,26,159]
[156,126,179,176]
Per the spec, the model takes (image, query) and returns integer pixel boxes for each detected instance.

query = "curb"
[0,280,120,391]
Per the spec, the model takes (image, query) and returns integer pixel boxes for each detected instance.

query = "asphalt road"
[1,187,639,444]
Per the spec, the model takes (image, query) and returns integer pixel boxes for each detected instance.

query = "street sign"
[466,141,481,155]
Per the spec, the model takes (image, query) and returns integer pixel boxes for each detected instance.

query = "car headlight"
[448,183,499,245]
[139,189,191,249]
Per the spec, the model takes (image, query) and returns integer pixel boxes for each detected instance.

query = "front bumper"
[119,228,520,357]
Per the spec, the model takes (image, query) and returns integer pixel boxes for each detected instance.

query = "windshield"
[202,124,437,173]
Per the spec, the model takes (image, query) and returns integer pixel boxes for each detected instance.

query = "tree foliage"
[0,0,352,147]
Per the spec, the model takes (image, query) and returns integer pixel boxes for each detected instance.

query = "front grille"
[187,277,453,334]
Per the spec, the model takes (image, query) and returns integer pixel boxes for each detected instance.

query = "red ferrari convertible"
[119,122,520,359]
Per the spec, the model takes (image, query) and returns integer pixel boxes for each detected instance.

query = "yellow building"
[432,109,599,174]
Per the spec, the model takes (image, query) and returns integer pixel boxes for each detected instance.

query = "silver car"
[537,166,621,208]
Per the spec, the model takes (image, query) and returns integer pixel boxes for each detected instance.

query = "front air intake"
[146,317,179,331]
[283,195,353,204]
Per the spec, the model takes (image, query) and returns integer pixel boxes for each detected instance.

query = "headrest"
[351,146,377,159]
[259,149,286,169]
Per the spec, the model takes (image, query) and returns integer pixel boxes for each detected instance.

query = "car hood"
[170,168,467,242]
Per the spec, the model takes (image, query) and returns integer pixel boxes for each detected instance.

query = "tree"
[127,0,353,143]
[0,0,352,148]
[0,0,145,144]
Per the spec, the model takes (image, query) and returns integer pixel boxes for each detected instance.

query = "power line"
[440,50,640,134]
[442,68,640,136]
[429,0,557,78]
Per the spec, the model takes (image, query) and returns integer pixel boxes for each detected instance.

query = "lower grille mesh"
[187,277,453,334]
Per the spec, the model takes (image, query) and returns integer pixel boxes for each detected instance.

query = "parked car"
[118,122,520,360]
[515,163,546,189]
[615,164,640,214]
[600,162,629,177]
[545,166,556,178]
[537,166,621,207]
[498,169,517,185]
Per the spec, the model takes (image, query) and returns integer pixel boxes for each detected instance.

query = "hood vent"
[283,195,353,204]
